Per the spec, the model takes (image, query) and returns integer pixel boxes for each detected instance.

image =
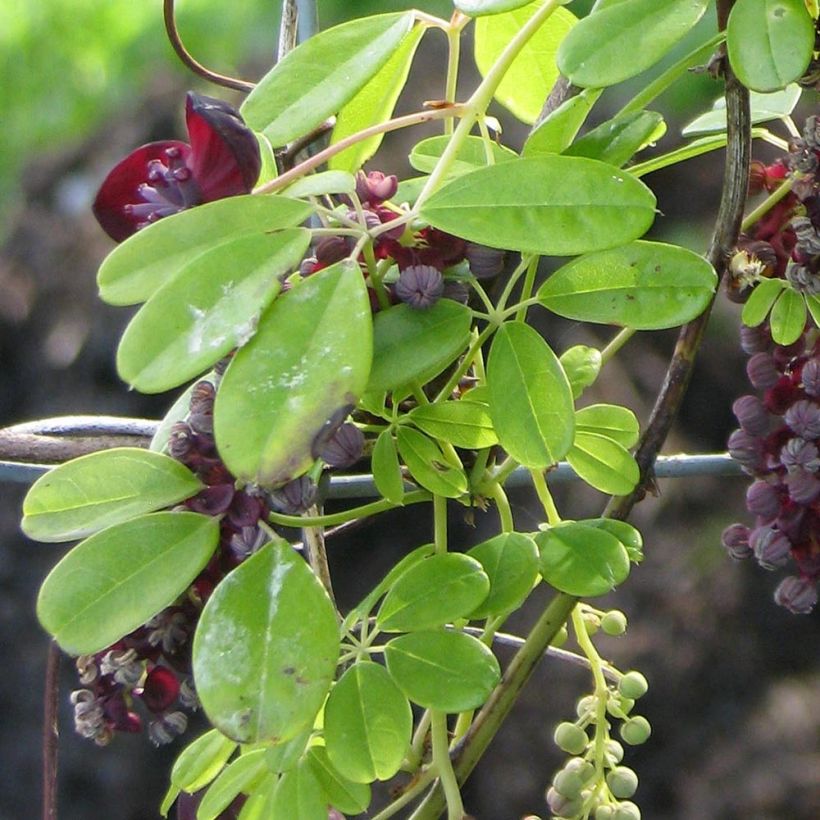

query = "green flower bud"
[553,768,584,799]
[595,807,615,820]
[576,694,597,718]
[553,625,569,648]
[618,671,649,700]
[582,612,600,636]
[606,766,639,799]
[604,739,624,764]
[612,800,641,820]
[564,757,596,783]
[545,786,584,818]
[620,716,651,746]
[607,694,635,719]
[554,722,589,755]
[601,610,628,636]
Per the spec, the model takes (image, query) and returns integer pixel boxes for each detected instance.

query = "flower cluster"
[723,116,820,614]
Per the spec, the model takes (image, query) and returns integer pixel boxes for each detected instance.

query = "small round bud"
[774,575,818,614]
[595,807,615,820]
[465,243,505,279]
[576,694,597,718]
[749,525,792,570]
[394,264,444,310]
[607,695,635,719]
[604,739,625,765]
[801,358,820,397]
[545,786,584,818]
[620,716,651,746]
[582,612,600,636]
[784,399,820,438]
[732,395,770,436]
[612,801,641,820]
[727,429,764,470]
[745,480,781,520]
[721,523,753,560]
[739,324,769,355]
[563,757,595,783]
[601,610,628,636]
[553,626,569,648]
[618,671,649,700]
[746,352,780,390]
[606,766,639,799]
[553,768,584,799]
[554,722,589,755]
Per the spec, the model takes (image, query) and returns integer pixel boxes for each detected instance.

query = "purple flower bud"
[188,409,213,436]
[465,243,505,279]
[319,422,364,468]
[228,525,268,561]
[732,395,770,436]
[395,264,443,310]
[740,324,770,355]
[189,381,215,415]
[348,208,382,231]
[745,481,781,521]
[269,476,316,514]
[148,710,188,746]
[168,422,195,461]
[747,353,780,389]
[784,399,820,438]
[727,428,765,470]
[355,170,398,205]
[227,491,263,527]
[186,483,235,515]
[721,523,752,559]
[749,525,792,570]
[780,437,820,472]
[786,468,820,503]
[773,575,818,614]
[801,358,820,397]
[314,235,350,267]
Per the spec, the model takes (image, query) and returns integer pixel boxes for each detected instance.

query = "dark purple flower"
[395,264,444,309]
[745,480,781,521]
[465,243,505,279]
[319,422,365,468]
[269,476,317,514]
[93,92,261,242]
[749,525,792,570]
[746,353,780,390]
[355,170,398,205]
[785,468,820,503]
[137,666,180,713]
[801,358,820,396]
[721,523,752,560]
[773,575,818,614]
[784,399,820,438]
[732,395,770,436]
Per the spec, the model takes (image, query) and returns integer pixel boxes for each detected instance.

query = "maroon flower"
[93,92,261,242]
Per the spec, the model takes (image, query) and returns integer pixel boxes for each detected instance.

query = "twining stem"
[429,712,464,820]
[42,641,59,820]
[600,327,636,366]
[486,482,514,533]
[444,24,462,136]
[301,508,336,608]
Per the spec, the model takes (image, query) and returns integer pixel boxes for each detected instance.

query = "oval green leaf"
[408,400,498,449]
[567,431,640,495]
[522,88,602,157]
[324,661,412,783]
[306,747,371,815]
[419,156,656,256]
[368,300,472,393]
[535,522,631,596]
[682,85,802,136]
[197,750,269,820]
[37,511,218,655]
[727,0,815,92]
[456,0,535,14]
[396,427,468,498]
[269,759,327,820]
[557,0,709,88]
[241,13,414,146]
[214,260,372,486]
[466,532,539,618]
[377,553,490,632]
[475,2,578,123]
[409,135,517,176]
[384,630,501,712]
[741,277,786,326]
[21,448,203,542]
[770,286,807,346]
[559,345,602,399]
[97,195,312,306]
[171,730,237,794]
[372,431,405,505]
[487,322,575,468]
[264,730,311,775]
[116,229,310,393]
[564,110,665,167]
[538,241,717,329]
[575,404,640,448]
[281,170,356,199]
[329,25,425,173]
[192,541,339,744]
[584,518,644,564]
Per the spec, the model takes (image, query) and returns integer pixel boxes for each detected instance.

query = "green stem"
[486,482,514,533]
[444,25,461,136]
[407,709,433,772]
[268,489,430,528]
[428,712,464,820]
[741,175,794,232]
[530,469,561,525]
[370,767,438,820]
[514,255,541,322]
[600,327,636,366]
[433,494,448,555]
[434,325,495,403]
[495,255,532,314]
[488,454,519,487]
[616,31,725,118]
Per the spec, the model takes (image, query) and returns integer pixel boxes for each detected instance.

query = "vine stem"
[428,712,464,820]
[301,507,336,609]
[740,175,794,232]
[42,641,59,820]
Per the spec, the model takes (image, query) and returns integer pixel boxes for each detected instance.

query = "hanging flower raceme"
[93,92,261,242]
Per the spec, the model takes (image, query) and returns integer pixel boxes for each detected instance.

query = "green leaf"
[456,0,536,14]
[281,170,356,199]
[408,401,498,449]
[377,553,490,632]
[584,518,644,563]
[97,196,312,306]
[557,0,709,87]
[769,287,807,345]
[727,0,815,92]
[564,110,665,167]
[419,156,656,256]
[171,730,237,794]
[487,322,575,468]
[269,759,327,820]
[409,135,517,176]
[466,532,539,618]
[329,25,425,173]
[37,512,218,655]
[575,404,640,448]
[368,300,472,393]
[807,294,820,328]
[567,431,640,495]
[192,541,339,744]
[116,229,310,393]
[197,750,269,820]
[345,544,437,630]
[384,630,501,712]
[324,661,412,783]
[559,345,602,399]
[682,85,802,136]
[522,88,602,157]
[475,2,578,123]
[159,784,180,818]
[236,776,277,820]
[306,746,371,814]
[396,427,468,498]
[263,730,311,774]
[741,277,787,326]
[21,448,202,542]
[371,431,405,504]
[535,522,631,596]
[241,13,414,145]
[214,260,372,486]
[538,241,717,329]
[150,380,201,453]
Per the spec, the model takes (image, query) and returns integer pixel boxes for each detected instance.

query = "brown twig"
[0,431,150,465]
[163,0,255,93]
[42,641,60,820]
